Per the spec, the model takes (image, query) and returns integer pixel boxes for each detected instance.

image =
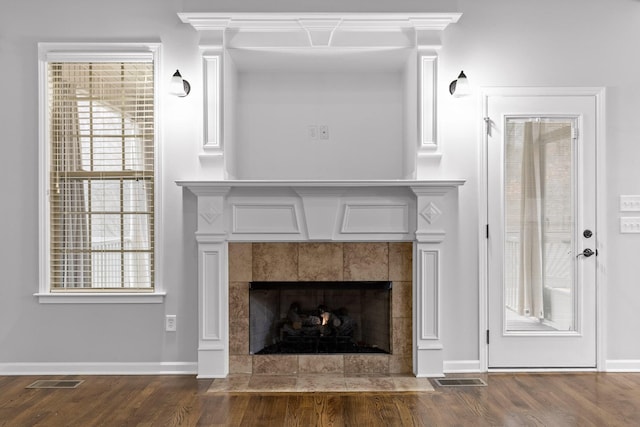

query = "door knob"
[577,248,595,258]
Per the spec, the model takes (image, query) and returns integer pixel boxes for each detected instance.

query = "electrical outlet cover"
[319,125,329,140]
[165,315,177,331]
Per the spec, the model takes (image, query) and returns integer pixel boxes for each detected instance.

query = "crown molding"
[176,179,465,190]
[178,12,461,48]
[178,12,461,31]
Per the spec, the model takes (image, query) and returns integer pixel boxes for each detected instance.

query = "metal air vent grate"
[26,380,84,389]
[433,378,487,387]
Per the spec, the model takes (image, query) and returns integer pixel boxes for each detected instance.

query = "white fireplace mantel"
[177,179,464,378]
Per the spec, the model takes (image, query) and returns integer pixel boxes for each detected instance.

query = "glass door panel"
[503,117,576,333]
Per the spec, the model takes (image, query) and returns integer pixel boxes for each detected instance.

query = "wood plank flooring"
[1,373,640,426]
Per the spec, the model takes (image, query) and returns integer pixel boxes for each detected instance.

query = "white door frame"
[478,87,607,371]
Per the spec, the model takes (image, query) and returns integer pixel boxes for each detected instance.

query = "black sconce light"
[449,70,470,97]
[170,69,191,97]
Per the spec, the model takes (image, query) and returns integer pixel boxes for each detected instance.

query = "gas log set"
[249,281,392,355]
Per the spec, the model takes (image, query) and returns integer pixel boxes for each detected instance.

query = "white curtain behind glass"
[517,122,545,318]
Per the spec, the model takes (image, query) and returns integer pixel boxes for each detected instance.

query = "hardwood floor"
[1,373,640,426]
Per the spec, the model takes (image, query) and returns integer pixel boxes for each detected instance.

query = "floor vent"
[433,378,487,387]
[26,380,84,389]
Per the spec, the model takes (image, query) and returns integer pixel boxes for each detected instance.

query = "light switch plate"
[620,217,640,233]
[620,195,640,212]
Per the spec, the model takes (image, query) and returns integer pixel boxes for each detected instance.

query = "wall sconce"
[170,69,191,97]
[449,70,470,97]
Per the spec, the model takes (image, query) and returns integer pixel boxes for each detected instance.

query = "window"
[38,44,161,301]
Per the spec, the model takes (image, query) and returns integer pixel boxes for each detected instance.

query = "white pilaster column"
[189,186,230,378]
[410,184,457,377]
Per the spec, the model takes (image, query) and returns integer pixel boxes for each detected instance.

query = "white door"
[486,93,598,368]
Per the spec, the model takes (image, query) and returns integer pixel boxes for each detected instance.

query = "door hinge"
[484,117,492,137]
[486,224,489,239]
[571,127,578,140]
[486,329,490,345]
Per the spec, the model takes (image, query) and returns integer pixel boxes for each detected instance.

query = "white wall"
[234,69,405,179]
[2,0,640,372]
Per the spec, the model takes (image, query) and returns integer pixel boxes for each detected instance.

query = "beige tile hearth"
[296,375,348,392]
[207,375,251,392]
[344,376,395,392]
[207,374,434,393]
[248,375,298,392]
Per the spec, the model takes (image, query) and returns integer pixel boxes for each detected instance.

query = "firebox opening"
[249,281,392,355]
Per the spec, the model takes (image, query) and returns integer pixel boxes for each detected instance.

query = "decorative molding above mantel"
[178,12,461,168]
[178,12,462,48]
[176,179,465,189]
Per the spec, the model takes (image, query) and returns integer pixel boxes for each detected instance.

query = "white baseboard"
[0,362,198,376]
[605,360,640,372]
[443,360,482,373]
[440,359,640,374]
[6,360,633,375]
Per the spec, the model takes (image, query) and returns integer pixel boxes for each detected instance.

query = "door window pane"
[504,118,575,332]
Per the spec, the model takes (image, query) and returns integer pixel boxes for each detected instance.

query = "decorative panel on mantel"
[224,184,418,241]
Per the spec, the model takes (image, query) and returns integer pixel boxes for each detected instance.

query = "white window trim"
[37,42,164,304]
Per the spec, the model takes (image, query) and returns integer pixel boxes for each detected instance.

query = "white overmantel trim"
[177,179,464,189]
[177,179,464,378]
[179,12,460,160]
[179,12,462,27]
[179,13,461,48]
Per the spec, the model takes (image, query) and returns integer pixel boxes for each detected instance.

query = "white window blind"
[48,61,155,291]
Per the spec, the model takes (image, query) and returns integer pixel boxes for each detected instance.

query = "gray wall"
[1,0,639,370]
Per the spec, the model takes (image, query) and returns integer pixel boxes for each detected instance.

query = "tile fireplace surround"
[177,180,464,378]
[230,241,410,376]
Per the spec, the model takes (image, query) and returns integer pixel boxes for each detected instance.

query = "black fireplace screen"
[249,281,392,354]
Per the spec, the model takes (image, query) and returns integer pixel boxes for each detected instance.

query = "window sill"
[34,292,166,304]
